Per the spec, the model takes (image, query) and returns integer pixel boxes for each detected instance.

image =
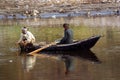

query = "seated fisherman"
[58,23,73,44]
[17,27,35,51]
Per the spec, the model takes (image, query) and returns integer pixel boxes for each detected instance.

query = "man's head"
[63,23,69,30]
[22,27,27,34]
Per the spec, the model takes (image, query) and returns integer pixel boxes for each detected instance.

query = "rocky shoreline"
[0,2,120,19]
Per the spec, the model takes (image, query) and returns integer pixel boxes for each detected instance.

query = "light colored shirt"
[18,31,35,43]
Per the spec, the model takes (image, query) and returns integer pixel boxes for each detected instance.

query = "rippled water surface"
[0,16,120,80]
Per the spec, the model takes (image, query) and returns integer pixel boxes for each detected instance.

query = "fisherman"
[58,23,73,44]
[17,27,35,51]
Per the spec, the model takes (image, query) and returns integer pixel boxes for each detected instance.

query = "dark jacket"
[59,29,73,44]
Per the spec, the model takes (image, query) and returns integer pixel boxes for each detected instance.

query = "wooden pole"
[27,42,57,56]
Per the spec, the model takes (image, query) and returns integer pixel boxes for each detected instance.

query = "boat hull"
[42,36,100,51]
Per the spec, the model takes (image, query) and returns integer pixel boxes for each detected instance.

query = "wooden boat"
[20,36,101,52]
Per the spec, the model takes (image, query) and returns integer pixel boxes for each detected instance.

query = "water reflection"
[60,55,74,75]
[21,55,36,72]
[44,50,101,63]
[19,50,100,75]
[39,50,101,74]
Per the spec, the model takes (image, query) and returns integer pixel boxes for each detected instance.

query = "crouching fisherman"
[17,27,36,52]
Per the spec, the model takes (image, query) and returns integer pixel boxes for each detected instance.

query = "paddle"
[27,42,57,56]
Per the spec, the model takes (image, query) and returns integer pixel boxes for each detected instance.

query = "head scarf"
[22,27,27,31]
[22,27,27,33]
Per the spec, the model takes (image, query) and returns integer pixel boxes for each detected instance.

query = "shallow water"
[0,16,120,80]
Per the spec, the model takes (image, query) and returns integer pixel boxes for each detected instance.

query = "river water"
[0,16,120,80]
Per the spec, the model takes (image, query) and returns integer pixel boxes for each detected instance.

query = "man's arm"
[17,33,23,44]
[59,30,68,44]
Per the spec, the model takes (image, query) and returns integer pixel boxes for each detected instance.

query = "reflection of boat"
[40,50,101,74]
[20,36,101,52]
[42,50,101,63]
[19,50,100,74]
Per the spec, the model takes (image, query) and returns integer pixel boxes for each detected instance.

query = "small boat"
[20,35,101,52]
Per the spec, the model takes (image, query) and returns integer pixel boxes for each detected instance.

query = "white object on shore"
[52,15,56,18]
[9,60,13,63]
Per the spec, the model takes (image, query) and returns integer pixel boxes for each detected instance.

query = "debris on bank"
[0,0,119,19]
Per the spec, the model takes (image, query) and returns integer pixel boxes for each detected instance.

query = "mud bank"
[0,9,119,19]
